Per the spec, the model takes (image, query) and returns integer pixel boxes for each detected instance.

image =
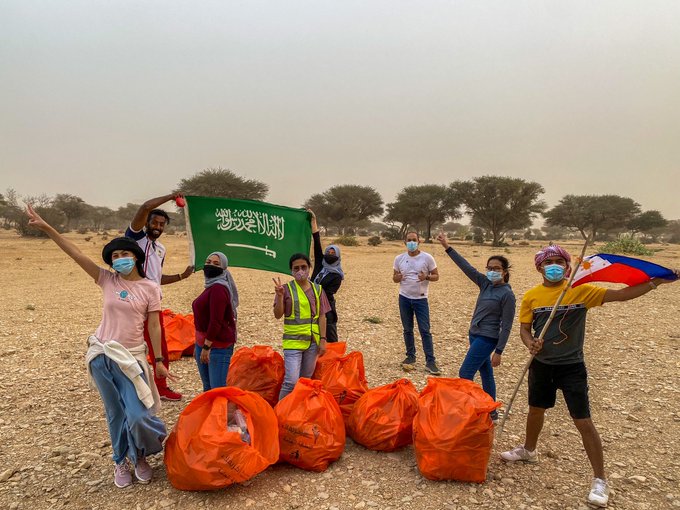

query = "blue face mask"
[112,257,135,275]
[406,241,419,252]
[544,264,565,282]
[486,270,503,283]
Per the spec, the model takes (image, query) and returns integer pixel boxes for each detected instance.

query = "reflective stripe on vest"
[282,280,321,350]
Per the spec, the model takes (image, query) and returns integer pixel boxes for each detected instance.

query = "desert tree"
[544,194,641,243]
[627,210,667,237]
[83,205,116,231]
[384,184,461,241]
[451,176,546,246]
[53,193,88,230]
[662,219,680,244]
[177,168,268,200]
[304,185,384,234]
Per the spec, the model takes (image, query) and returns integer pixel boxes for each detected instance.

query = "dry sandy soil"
[1,231,679,510]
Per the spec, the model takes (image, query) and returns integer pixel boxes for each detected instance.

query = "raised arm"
[26,205,100,281]
[307,209,324,278]
[436,233,485,287]
[130,192,183,231]
[603,274,678,303]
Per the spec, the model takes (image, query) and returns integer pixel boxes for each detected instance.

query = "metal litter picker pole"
[496,240,589,440]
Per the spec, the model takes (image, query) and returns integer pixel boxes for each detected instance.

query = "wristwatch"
[202,344,212,351]
[154,357,164,363]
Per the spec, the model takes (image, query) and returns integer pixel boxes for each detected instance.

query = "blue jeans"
[398,295,435,364]
[279,341,319,400]
[89,354,167,465]
[194,343,235,392]
[459,333,498,403]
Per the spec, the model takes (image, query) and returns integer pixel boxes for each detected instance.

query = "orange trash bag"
[314,350,369,426]
[312,341,346,380]
[165,387,279,490]
[162,309,196,361]
[347,378,419,451]
[226,346,285,407]
[275,378,345,471]
[413,378,501,483]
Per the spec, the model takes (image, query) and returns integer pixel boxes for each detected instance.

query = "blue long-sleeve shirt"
[445,247,516,354]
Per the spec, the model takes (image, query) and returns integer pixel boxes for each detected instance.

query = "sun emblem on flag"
[582,260,592,270]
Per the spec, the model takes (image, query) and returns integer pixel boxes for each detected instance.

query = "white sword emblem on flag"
[225,243,277,258]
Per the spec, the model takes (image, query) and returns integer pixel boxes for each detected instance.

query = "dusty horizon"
[2,1,679,218]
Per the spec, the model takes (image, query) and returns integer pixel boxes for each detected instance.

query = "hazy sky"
[2,1,679,219]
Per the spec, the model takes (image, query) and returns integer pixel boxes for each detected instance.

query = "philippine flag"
[572,253,678,288]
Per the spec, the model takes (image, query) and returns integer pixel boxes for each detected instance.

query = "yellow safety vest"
[282,280,321,350]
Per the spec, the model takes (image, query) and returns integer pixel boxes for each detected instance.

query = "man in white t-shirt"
[126,193,193,401]
[393,231,441,375]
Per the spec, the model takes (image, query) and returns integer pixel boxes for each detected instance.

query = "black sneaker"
[490,410,500,425]
[401,356,416,371]
[425,362,442,376]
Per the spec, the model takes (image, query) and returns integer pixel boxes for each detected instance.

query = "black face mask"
[203,265,223,278]
[324,254,339,264]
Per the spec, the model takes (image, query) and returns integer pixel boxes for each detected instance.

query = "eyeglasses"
[486,266,503,272]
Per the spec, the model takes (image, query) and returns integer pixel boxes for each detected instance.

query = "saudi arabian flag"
[184,196,311,274]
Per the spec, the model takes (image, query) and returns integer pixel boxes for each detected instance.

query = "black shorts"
[528,359,590,419]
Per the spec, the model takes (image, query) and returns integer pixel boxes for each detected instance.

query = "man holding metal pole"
[500,244,678,508]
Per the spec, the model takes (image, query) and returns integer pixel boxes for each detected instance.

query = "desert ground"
[0,230,679,510]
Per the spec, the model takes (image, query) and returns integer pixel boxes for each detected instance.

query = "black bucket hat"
[102,237,146,277]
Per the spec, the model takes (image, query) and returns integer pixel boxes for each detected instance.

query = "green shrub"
[381,228,401,241]
[367,236,382,246]
[602,235,653,256]
[333,235,360,246]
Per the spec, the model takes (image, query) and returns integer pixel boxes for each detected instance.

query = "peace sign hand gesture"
[26,204,50,232]
[272,277,287,319]
[273,277,285,297]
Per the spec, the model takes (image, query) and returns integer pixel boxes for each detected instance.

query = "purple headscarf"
[534,244,572,269]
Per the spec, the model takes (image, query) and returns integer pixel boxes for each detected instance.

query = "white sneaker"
[587,478,609,507]
[500,445,538,463]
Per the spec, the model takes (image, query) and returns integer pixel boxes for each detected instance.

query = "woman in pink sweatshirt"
[26,205,171,489]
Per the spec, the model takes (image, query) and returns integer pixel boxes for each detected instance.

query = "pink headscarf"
[534,244,572,269]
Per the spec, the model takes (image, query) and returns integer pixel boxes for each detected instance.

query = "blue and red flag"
[572,253,678,288]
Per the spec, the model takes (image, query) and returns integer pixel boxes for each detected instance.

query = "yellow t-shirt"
[519,282,607,365]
